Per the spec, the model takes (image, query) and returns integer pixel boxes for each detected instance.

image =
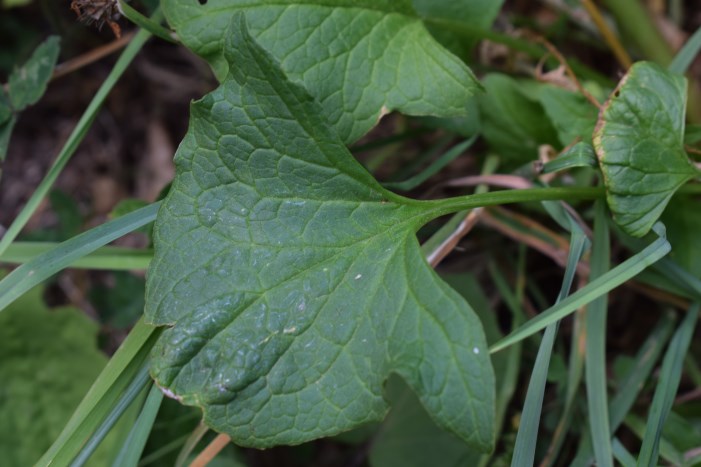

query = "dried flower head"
[70,0,122,38]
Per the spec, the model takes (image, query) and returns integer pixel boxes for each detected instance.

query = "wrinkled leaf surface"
[594,62,698,237]
[163,0,481,143]
[145,16,494,450]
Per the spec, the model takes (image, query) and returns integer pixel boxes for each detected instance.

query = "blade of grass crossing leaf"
[511,228,588,466]
[490,223,671,353]
[71,365,152,467]
[668,26,701,75]
[585,201,613,467]
[612,438,637,467]
[638,304,700,467]
[111,383,164,467]
[0,202,159,313]
[0,19,156,258]
[36,319,160,467]
[0,242,153,270]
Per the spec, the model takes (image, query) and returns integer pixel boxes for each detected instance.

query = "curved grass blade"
[511,220,588,466]
[490,223,671,353]
[111,383,164,467]
[637,304,699,466]
[0,202,159,314]
[71,365,151,467]
[585,201,613,467]
[574,311,676,465]
[36,319,160,467]
[384,136,477,191]
[669,26,701,75]
[0,22,155,258]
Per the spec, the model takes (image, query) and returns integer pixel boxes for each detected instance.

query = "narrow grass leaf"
[511,226,588,466]
[111,383,164,467]
[625,414,684,465]
[574,311,676,464]
[384,136,477,191]
[612,438,637,467]
[36,319,160,467]
[637,304,700,466]
[0,24,154,257]
[71,366,152,467]
[585,201,613,467]
[669,26,701,75]
[491,223,671,353]
[0,242,153,270]
[0,202,159,314]
[609,312,676,429]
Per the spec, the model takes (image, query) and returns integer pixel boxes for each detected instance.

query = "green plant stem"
[117,0,177,43]
[422,186,602,220]
[0,21,154,258]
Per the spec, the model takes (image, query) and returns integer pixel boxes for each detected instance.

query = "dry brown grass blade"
[188,433,231,467]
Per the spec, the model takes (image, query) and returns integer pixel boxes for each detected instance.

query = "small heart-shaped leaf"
[145,16,494,451]
[594,61,699,237]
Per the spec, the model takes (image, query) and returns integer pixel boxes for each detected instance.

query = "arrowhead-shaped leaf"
[594,62,699,237]
[162,0,481,144]
[145,16,494,451]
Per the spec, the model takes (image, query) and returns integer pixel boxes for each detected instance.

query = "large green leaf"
[145,16,494,451]
[594,62,699,237]
[0,283,108,466]
[162,0,481,144]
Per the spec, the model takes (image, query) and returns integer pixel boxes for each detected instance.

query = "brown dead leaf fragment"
[71,0,122,38]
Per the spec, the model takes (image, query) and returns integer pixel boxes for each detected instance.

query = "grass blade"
[36,319,160,467]
[0,242,153,270]
[111,383,164,467]
[0,202,159,313]
[637,304,700,466]
[585,201,613,467]
[0,25,155,258]
[612,438,637,467]
[491,223,670,353]
[383,136,477,191]
[511,223,588,466]
[71,365,152,467]
[669,26,701,75]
